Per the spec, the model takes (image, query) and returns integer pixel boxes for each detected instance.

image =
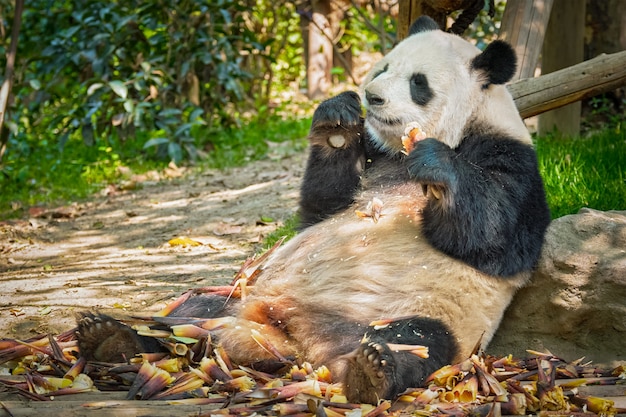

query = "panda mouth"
[366,110,403,127]
[365,112,407,152]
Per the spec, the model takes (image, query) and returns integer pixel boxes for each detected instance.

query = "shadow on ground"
[0,153,305,338]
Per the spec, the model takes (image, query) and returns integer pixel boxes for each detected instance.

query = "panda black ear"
[471,40,517,86]
[408,16,440,36]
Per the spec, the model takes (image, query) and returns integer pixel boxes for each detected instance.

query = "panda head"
[361,16,531,154]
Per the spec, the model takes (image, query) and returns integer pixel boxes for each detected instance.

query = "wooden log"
[508,50,626,119]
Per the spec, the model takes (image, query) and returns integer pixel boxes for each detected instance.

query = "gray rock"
[489,208,626,366]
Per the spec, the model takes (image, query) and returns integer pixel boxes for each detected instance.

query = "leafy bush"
[1,1,308,166]
[7,0,273,163]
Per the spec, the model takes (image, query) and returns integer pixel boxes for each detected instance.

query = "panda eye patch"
[410,73,433,106]
[372,63,389,80]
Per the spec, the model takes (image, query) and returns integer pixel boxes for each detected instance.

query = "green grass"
[202,116,310,169]
[535,127,626,219]
[0,141,154,218]
[262,214,301,250]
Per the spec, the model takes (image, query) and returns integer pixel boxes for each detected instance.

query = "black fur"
[410,16,517,88]
[342,317,458,403]
[406,133,550,277]
[471,40,517,86]
[168,294,236,318]
[410,73,434,106]
[409,15,440,35]
[299,91,550,277]
[299,91,365,227]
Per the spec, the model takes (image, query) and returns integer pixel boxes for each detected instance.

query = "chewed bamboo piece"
[401,122,427,155]
[355,197,384,223]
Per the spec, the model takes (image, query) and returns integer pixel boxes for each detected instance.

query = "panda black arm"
[406,134,551,277]
[299,91,366,228]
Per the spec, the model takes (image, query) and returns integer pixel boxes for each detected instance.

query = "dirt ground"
[0,151,306,340]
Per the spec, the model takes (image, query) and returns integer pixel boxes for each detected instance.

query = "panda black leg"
[341,316,458,404]
[299,91,366,228]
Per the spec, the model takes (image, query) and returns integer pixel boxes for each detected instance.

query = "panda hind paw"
[76,312,152,363]
[342,341,395,404]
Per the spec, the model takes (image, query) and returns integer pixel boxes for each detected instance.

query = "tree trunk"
[398,1,445,41]
[585,0,626,58]
[499,0,554,81]
[306,0,333,99]
[582,0,626,126]
[397,0,479,40]
[537,0,585,136]
[0,0,24,164]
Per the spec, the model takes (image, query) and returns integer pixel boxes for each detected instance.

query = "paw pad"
[328,134,346,148]
[357,342,389,381]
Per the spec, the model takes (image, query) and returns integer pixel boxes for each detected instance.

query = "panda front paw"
[309,91,363,150]
[406,138,458,201]
[342,341,395,404]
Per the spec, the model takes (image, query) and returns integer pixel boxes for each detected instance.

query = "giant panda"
[76,16,551,404]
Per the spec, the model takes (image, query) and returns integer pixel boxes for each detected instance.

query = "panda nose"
[365,90,386,106]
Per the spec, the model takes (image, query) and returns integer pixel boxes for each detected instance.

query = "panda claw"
[422,184,444,200]
[429,185,443,200]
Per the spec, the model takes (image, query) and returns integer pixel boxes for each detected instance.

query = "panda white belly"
[248,181,528,364]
